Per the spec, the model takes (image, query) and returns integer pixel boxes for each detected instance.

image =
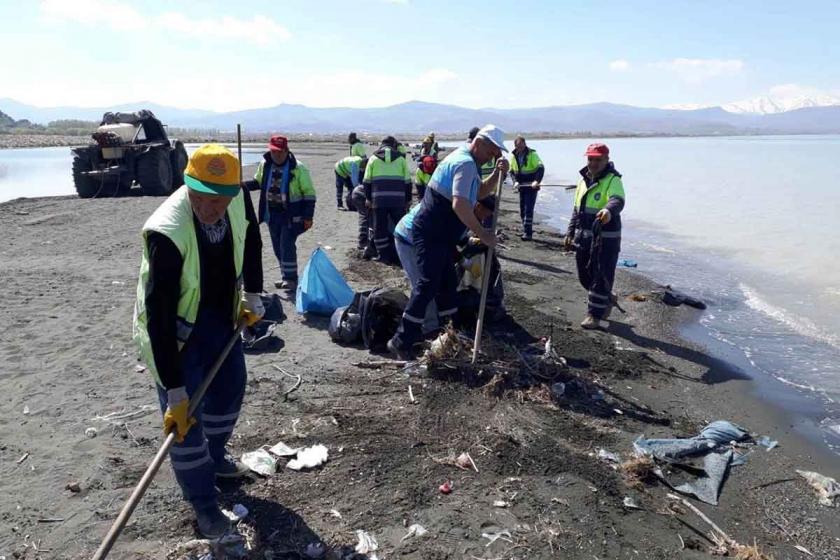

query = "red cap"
[421,156,437,174]
[585,143,609,157]
[268,135,289,152]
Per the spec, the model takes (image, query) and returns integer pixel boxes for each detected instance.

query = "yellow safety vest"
[133,186,247,386]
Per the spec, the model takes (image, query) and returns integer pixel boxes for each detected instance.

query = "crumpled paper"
[287,444,329,471]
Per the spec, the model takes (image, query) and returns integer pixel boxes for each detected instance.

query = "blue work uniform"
[390,147,481,351]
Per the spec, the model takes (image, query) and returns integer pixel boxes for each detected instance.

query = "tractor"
[71,110,188,198]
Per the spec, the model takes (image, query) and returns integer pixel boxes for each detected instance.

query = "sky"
[1,0,839,112]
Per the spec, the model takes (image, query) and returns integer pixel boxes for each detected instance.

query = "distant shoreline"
[1,130,836,150]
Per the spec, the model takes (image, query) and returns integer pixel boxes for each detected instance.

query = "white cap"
[475,124,508,152]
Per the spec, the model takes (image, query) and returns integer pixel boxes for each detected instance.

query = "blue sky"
[1,0,839,111]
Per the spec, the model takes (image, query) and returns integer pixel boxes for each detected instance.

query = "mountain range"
[3,97,840,136]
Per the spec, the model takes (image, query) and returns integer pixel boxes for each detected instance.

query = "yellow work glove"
[241,292,265,327]
[163,387,195,443]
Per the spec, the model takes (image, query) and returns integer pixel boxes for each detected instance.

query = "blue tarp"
[296,247,354,316]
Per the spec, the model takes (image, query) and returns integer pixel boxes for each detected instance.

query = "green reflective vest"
[414,168,432,187]
[480,157,496,181]
[509,149,543,178]
[335,156,365,179]
[351,142,366,158]
[133,186,247,386]
[573,172,625,237]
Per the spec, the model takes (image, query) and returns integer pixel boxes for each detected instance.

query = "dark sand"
[0,143,838,559]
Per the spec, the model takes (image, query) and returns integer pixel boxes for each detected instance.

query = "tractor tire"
[170,141,188,188]
[72,154,101,198]
[138,149,173,196]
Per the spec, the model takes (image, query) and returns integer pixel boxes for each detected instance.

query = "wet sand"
[0,142,838,559]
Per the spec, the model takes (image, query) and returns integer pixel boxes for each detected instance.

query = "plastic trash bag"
[296,247,354,316]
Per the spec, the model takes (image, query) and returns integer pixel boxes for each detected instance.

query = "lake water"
[3,136,840,452]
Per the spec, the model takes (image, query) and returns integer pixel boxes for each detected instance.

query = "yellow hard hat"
[184,144,241,196]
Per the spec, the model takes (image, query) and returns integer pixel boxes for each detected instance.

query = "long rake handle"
[92,322,245,560]
[471,172,504,363]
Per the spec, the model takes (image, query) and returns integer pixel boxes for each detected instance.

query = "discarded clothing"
[633,420,749,505]
[661,286,707,310]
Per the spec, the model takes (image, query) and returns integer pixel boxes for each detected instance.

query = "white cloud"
[608,59,631,72]
[156,13,291,46]
[652,58,744,83]
[39,1,290,46]
[40,0,145,30]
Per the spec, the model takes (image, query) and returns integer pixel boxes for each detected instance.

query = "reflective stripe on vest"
[133,186,247,386]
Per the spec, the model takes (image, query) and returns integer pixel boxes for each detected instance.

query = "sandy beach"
[1,142,838,559]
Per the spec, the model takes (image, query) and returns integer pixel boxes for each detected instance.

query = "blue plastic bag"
[296,247,354,315]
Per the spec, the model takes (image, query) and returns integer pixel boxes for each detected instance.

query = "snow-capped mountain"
[722,94,840,115]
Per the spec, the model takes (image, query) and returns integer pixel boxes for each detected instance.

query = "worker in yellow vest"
[564,143,626,330]
[133,144,264,538]
[510,135,545,240]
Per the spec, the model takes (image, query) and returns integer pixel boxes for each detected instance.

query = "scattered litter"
[623,496,642,510]
[323,245,333,250]
[328,509,342,519]
[660,286,707,310]
[613,408,624,415]
[550,382,566,398]
[793,544,814,556]
[93,405,156,424]
[439,480,453,494]
[286,444,329,470]
[222,504,249,522]
[16,452,29,465]
[481,530,513,547]
[111,281,125,286]
[455,452,479,472]
[84,427,98,439]
[400,524,428,541]
[618,259,638,268]
[408,385,416,404]
[304,542,327,558]
[37,518,64,523]
[23,405,30,415]
[633,420,750,505]
[354,530,379,556]
[796,470,840,507]
[241,448,278,476]
[134,364,146,373]
[493,500,511,508]
[629,293,648,302]
[66,482,81,493]
[597,449,621,464]
[756,436,778,451]
[268,441,299,457]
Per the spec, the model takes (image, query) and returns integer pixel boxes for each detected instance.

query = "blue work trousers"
[335,172,353,207]
[268,214,300,282]
[156,308,247,509]
[393,236,458,350]
[575,238,620,319]
[519,188,538,236]
[373,206,405,264]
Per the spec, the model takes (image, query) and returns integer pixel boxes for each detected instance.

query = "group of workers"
[131,125,625,537]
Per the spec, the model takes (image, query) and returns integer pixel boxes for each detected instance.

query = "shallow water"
[506,136,840,453]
